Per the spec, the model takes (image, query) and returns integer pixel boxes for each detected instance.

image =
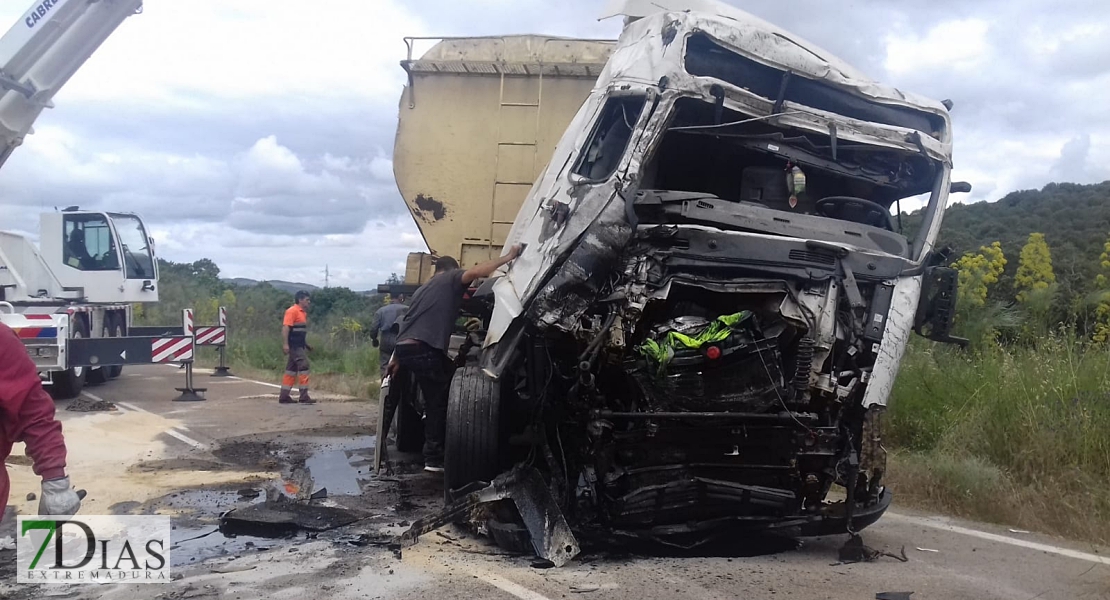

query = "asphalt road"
[2,365,1107,600]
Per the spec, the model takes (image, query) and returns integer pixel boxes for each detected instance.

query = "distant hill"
[222,278,319,294]
[904,180,1110,301]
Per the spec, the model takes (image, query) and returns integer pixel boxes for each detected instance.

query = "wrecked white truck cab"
[396,1,969,563]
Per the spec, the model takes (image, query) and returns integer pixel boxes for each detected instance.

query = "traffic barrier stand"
[209,306,232,377]
[172,308,207,402]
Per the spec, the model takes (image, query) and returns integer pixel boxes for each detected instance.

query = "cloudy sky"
[0,0,1106,290]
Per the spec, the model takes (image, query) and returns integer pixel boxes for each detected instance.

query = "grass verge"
[888,335,1110,546]
[193,336,382,401]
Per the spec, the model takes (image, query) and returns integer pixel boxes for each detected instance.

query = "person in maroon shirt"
[0,322,81,516]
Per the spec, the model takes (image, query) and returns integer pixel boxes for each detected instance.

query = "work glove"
[39,477,81,516]
[464,317,483,332]
[371,338,379,348]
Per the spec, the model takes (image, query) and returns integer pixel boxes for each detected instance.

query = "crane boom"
[0,0,142,170]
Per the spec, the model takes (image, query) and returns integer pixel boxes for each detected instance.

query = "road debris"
[876,593,913,600]
[571,583,601,593]
[219,501,363,538]
[209,562,257,574]
[915,547,939,553]
[65,396,117,412]
[838,535,909,564]
[1008,528,1031,534]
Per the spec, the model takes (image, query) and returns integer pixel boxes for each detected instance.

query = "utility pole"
[323,264,330,288]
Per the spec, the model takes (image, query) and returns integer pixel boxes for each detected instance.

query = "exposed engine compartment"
[519,213,894,548]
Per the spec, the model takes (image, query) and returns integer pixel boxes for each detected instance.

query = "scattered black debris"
[343,534,370,547]
[25,493,35,501]
[838,535,909,564]
[219,502,362,538]
[171,573,185,581]
[237,488,260,499]
[876,593,913,600]
[65,396,116,412]
[171,528,220,550]
[570,583,601,593]
[531,559,556,569]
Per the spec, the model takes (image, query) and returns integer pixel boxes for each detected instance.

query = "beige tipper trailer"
[389,36,614,289]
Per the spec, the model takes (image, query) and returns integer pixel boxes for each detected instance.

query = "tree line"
[902,181,1110,347]
[135,258,399,345]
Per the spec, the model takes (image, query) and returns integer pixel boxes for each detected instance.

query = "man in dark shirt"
[389,244,521,472]
[370,293,408,380]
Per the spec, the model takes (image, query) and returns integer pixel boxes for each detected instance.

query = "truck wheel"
[51,319,88,399]
[107,313,124,379]
[445,367,502,498]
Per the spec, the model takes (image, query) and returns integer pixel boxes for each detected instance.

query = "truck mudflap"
[398,465,581,567]
[1,309,67,370]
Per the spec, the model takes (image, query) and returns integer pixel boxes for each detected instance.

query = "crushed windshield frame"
[572,95,647,181]
[634,96,943,255]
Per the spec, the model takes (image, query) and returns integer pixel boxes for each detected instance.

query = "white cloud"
[884,19,991,75]
[0,1,428,109]
[2,0,1110,289]
[370,156,395,182]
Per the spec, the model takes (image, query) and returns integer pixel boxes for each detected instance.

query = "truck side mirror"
[914,266,968,348]
[949,181,972,194]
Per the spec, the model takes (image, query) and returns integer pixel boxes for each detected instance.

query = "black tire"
[51,317,88,399]
[107,313,124,379]
[445,366,502,496]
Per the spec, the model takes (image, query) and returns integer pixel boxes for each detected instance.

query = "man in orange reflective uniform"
[280,291,315,404]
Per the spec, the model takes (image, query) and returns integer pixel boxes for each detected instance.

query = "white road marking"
[80,391,110,404]
[467,567,554,600]
[227,376,283,389]
[162,363,284,389]
[115,401,149,415]
[110,400,205,449]
[885,512,1110,566]
[165,429,207,451]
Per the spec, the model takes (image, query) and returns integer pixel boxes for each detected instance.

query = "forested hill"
[905,181,1110,299]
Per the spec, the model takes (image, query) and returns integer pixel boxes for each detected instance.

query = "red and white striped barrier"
[152,336,193,362]
[195,326,226,346]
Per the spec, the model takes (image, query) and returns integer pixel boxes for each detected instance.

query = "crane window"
[63,215,119,272]
[109,213,155,279]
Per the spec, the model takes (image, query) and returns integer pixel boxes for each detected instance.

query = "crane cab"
[38,208,158,303]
